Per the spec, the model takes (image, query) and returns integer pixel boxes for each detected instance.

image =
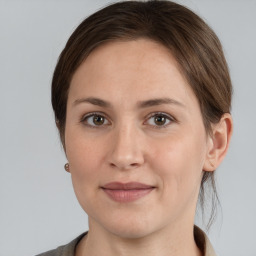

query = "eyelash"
[145,112,175,129]
[80,111,175,129]
[80,112,109,129]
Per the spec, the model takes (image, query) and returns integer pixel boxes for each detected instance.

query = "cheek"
[67,145,101,182]
[66,140,104,214]
[65,123,104,169]
[65,129,105,197]
[150,137,205,220]
[150,132,206,193]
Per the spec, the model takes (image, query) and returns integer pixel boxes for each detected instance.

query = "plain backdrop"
[0,0,256,255]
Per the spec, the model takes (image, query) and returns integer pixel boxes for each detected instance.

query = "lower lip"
[102,188,154,203]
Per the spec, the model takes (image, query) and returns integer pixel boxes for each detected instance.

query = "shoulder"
[36,232,87,256]
[194,226,217,256]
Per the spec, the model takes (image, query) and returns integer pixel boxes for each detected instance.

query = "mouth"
[101,182,155,203]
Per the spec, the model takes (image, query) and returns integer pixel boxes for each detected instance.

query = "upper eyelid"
[81,111,111,121]
[145,112,174,120]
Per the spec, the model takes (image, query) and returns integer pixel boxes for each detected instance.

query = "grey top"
[36,227,216,256]
[36,233,87,256]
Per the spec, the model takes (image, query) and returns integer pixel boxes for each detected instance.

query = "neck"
[76,220,202,256]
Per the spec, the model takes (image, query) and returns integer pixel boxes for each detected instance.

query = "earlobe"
[203,113,233,172]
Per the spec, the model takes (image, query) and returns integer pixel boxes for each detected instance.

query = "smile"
[101,182,155,203]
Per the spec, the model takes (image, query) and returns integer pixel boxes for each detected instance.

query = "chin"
[99,213,162,239]
[107,225,155,239]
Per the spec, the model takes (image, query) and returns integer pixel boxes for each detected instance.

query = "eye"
[81,113,110,127]
[146,112,173,128]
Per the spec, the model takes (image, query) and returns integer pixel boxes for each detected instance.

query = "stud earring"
[64,163,70,172]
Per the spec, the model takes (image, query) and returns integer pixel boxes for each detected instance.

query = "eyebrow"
[73,97,111,108]
[137,98,185,108]
[72,97,185,108]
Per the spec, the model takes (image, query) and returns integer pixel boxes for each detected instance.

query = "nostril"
[109,161,141,170]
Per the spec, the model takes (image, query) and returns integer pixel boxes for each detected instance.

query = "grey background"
[0,0,255,255]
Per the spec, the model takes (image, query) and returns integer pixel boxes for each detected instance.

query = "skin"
[64,39,232,256]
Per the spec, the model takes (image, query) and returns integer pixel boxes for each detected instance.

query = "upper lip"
[102,182,155,190]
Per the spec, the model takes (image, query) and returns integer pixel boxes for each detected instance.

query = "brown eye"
[154,115,167,126]
[146,112,173,128]
[93,115,105,125]
[82,113,110,127]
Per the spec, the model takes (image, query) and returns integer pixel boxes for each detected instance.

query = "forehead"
[76,39,181,79]
[69,39,198,109]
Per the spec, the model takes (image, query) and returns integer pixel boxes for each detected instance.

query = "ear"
[203,113,233,172]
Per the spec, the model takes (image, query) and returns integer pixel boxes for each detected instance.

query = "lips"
[101,182,155,203]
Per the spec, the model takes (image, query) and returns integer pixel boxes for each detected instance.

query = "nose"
[108,124,145,170]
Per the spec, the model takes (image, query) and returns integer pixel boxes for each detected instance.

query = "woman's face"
[65,39,213,238]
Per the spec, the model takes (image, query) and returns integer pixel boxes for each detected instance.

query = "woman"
[38,1,233,255]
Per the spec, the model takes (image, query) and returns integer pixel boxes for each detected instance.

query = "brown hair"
[52,0,232,228]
